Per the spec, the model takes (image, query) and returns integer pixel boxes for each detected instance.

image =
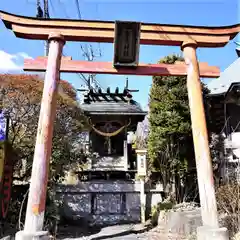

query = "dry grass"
[216,183,240,238]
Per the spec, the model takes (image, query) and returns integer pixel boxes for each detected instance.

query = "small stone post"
[140,177,145,223]
[124,140,128,170]
[136,149,147,224]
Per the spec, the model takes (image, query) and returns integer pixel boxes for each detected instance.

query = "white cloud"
[0,50,33,73]
[17,52,33,60]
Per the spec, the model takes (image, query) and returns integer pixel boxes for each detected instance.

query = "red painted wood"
[182,40,219,228]
[24,58,220,78]
[0,11,235,47]
[23,34,65,232]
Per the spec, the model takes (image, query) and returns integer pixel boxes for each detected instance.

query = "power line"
[57,0,70,18]
[72,0,105,91]
[70,0,105,91]
[61,53,89,87]
[75,0,82,19]
[48,1,88,86]
[49,0,56,16]
[50,0,105,91]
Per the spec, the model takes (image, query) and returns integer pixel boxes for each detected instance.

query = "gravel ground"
[59,223,155,240]
[58,223,189,240]
[0,224,185,240]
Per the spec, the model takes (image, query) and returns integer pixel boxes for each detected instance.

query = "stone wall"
[157,208,202,238]
[56,180,163,226]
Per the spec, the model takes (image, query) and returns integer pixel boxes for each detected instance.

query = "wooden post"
[23,33,65,233]
[181,40,219,228]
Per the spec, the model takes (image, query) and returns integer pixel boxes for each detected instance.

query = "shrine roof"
[81,88,147,116]
[208,58,240,96]
[82,100,146,115]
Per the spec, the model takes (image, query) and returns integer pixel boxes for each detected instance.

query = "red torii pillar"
[182,40,228,240]
[16,33,65,240]
[182,40,218,227]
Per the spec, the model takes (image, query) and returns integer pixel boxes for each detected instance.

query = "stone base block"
[197,226,229,240]
[15,230,49,240]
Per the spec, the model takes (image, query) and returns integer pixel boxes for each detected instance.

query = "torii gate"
[0,10,239,240]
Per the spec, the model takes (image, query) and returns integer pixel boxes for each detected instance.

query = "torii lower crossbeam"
[24,57,220,78]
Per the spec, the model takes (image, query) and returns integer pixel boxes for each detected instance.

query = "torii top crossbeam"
[0,11,239,47]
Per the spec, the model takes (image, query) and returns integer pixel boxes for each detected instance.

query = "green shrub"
[150,201,175,226]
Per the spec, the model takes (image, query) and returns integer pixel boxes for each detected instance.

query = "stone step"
[92,165,125,169]
[92,161,125,166]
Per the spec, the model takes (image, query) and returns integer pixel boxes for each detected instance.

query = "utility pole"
[36,0,48,56]
[43,0,49,56]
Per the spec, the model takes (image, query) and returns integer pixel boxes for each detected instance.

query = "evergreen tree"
[148,54,209,200]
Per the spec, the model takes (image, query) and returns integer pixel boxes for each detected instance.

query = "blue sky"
[0,0,239,108]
